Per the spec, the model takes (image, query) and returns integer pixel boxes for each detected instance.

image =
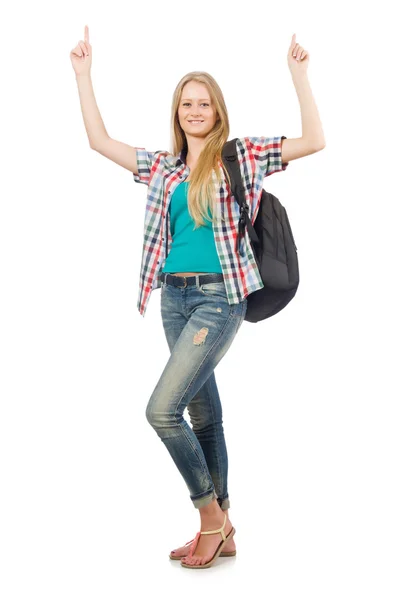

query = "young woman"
[71,26,325,569]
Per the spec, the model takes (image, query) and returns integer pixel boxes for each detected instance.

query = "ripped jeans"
[145,273,247,510]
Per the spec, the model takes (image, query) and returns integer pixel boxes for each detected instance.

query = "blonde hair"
[169,71,232,228]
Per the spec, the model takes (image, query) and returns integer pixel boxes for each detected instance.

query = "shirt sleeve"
[133,147,158,185]
[245,135,289,177]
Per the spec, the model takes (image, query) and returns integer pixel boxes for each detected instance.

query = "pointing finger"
[84,25,89,44]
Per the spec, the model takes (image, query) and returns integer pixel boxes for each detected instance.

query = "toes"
[181,555,210,566]
[171,547,188,557]
[181,554,209,566]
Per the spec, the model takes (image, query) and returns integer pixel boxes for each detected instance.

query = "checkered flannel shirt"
[133,135,289,316]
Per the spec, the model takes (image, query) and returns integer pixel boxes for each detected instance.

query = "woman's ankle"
[199,499,226,523]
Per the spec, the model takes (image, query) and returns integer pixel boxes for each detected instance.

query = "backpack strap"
[221,139,260,254]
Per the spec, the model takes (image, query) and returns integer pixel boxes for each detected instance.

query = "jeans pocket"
[199,281,227,298]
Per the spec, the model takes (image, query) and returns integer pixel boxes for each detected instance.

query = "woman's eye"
[183,103,209,107]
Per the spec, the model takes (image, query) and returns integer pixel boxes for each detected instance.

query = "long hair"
[170,71,232,228]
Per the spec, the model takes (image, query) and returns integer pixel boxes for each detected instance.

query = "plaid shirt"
[133,136,289,317]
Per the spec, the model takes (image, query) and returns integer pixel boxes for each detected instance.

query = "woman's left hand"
[287,33,309,77]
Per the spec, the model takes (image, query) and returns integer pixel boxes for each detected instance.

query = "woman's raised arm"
[71,25,139,175]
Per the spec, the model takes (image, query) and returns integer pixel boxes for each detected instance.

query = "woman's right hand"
[70,25,92,76]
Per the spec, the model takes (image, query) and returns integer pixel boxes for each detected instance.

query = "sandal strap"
[200,513,227,541]
[186,531,201,557]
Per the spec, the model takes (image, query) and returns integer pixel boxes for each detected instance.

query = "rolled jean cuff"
[191,488,218,509]
[217,496,230,510]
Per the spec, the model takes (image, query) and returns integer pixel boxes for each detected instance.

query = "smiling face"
[177,80,218,140]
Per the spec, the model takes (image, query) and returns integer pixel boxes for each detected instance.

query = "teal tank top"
[162,181,222,274]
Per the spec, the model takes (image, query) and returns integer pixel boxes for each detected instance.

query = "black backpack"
[221,138,300,323]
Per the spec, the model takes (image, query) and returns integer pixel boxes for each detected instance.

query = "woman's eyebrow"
[181,98,210,101]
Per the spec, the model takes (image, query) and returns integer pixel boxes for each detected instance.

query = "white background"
[1,0,396,598]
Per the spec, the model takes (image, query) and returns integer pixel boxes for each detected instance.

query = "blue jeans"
[145,274,247,510]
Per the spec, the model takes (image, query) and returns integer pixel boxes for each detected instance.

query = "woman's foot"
[170,534,236,559]
[180,503,235,567]
[170,508,236,560]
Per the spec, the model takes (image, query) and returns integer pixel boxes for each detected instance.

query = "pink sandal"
[177,513,236,569]
[169,535,236,560]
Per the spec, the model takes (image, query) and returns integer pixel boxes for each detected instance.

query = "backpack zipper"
[284,210,298,251]
[272,201,278,258]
